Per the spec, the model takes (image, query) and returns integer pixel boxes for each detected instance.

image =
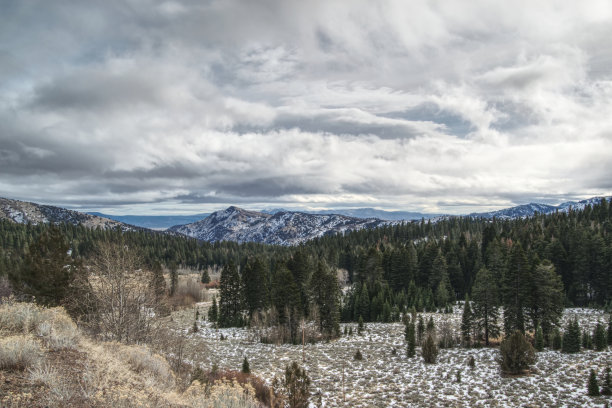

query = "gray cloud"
[1,0,612,214]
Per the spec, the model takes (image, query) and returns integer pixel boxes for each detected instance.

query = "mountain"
[168,206,391,245]
[0,197,137,231]
[469,196,611,219]
[262,207,437,221]
[88,212,210,230]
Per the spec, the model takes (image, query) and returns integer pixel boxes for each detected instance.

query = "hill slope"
[168,206,391,245]
[0,197,137,231]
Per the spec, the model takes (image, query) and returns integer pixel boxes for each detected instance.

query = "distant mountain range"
[1,196,610,245]
[167,206,390,245]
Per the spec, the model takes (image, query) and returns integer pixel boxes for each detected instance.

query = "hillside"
[168,206,391,245]
[0,197,137,231]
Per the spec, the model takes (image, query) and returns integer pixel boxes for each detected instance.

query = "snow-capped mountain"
[0,197,137,231]
[262,207,438,221]
[469,196,611,219]
[168,206,391,245]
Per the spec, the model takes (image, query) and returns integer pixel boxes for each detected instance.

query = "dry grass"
[0,335,43,370]
[185,379,261,408]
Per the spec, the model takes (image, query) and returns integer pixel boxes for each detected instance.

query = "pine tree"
[608,316,612,347]
[588,369,600,396]
[417,315,425,344]
[406,320,416,358]
[427,316,435,332]
[594,322,607,351]
[243,257,268,315]
[150,261,166,303]
[218,262,243,327]
[422,332,438,364]
[283,362,311,408]
[601,367,611,396]
[562,318,581,353]
[527,261,564,343]
[311,261,340,337]
[9,226,82,307]
[552,328,562,350]
[535,326,544,351]
[461,295,473,346]
[502,244,531,335]
[169,262,178,297]
[499,330,536,375]
[472,267,501,346]
[358,315,365,335]
[208,296,218,323]
[200,268,210,284]
[242,357,250,374]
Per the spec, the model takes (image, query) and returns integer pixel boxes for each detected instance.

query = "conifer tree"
[358,315,365,335]
[208,296,218,323]
[607,316,612,347]
[594,322,607,351]
[417,315,425,344]
[472,267,501,346]
[422,332,438,364]
[528,261,564,342]
[499,330,535,375]
[534,326,544,351]
[150,261,166,303]
[169,262,178,297]
[502,244,531,335]
[242,357,250,374]
[601,367,611,396]
[9,226,82,307]
[218,261,243,327]
[406,320,416,358]
[311,261,340,337]
[561,317,581,353]
[243,257,268,315]
[552,328,562,350]
[461,295,473,346]
[588,369,600,396]
[200,268,210,284]
[282,362,311,408]
[427,316,435,332]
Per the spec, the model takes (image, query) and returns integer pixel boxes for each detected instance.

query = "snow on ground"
[173,307,612,407]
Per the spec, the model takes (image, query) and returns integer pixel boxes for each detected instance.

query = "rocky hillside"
[168,206,391,245]
[469,196,611,219]
[0,197,136,231]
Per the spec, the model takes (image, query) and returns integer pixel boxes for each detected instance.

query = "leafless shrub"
[0,335,42,370]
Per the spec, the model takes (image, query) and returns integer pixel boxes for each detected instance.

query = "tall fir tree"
[593,322,607,351]
[208,296,219,323]
[243,257,268,315]
[406,320,416,358]
[472,266,501,346]
[310,261,340,337]
[169,261,178,297]
[561,317,581,353]
[218,261,243,327]
[527,261,564,342]
[502,243,531,335]
[461,295,473,346]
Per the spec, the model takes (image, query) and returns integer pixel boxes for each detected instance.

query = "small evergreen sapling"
[499,330,536,375]
[242,357,250,374]
[358,316,365,335]
[422,332,438,364]
[354,349,363,360]
[406,321,416,358]
[588,369,600,396]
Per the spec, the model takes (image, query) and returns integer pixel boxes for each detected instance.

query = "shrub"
[499,330,536,375]
[122,344,175,389]
[422,332,438,364]
[242,357,250,374]
[191,369,274,407]
[186,379,260,408]
[0,335,42,370]
[354,349,363,360]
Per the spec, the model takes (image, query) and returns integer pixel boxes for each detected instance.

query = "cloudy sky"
[2,0,612,215]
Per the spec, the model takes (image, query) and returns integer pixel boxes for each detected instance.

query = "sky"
[1,0,612,215]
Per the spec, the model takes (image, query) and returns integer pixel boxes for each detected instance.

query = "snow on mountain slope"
[0,197,137,231]
[168,206,392,245]
[470,196,611,219]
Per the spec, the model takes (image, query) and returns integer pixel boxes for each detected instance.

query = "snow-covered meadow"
[173,307,611,407]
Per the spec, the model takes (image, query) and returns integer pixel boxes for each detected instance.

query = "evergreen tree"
[242,357,250,374]
[243,257,268,315]
[562,317,581,353]
[588,369,600,396]
[461,295,473,346]
[200,268,210,284]
[169,262,178,297]
[218,261,243,327]
[502,244,531,335]
[417,315,425,344]
[472,267,501,346]
[282,362,311,408]
[426,316,435,332]
[208,296,218,323]
[499,330,536,375]
[150,261,166,303]
[594,322,607,351]
[406,320,416,358]
[422,332,438,364]
[358,315,365,335]
[601,367,611,396]
[528,261,564,342]
[311,261,340,337]
[9,226,82,307]
[552,328,562,350]
[608,316,612,347]
[535,326,544,351]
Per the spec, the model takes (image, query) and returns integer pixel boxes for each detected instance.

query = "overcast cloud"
[1,0,612,214]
